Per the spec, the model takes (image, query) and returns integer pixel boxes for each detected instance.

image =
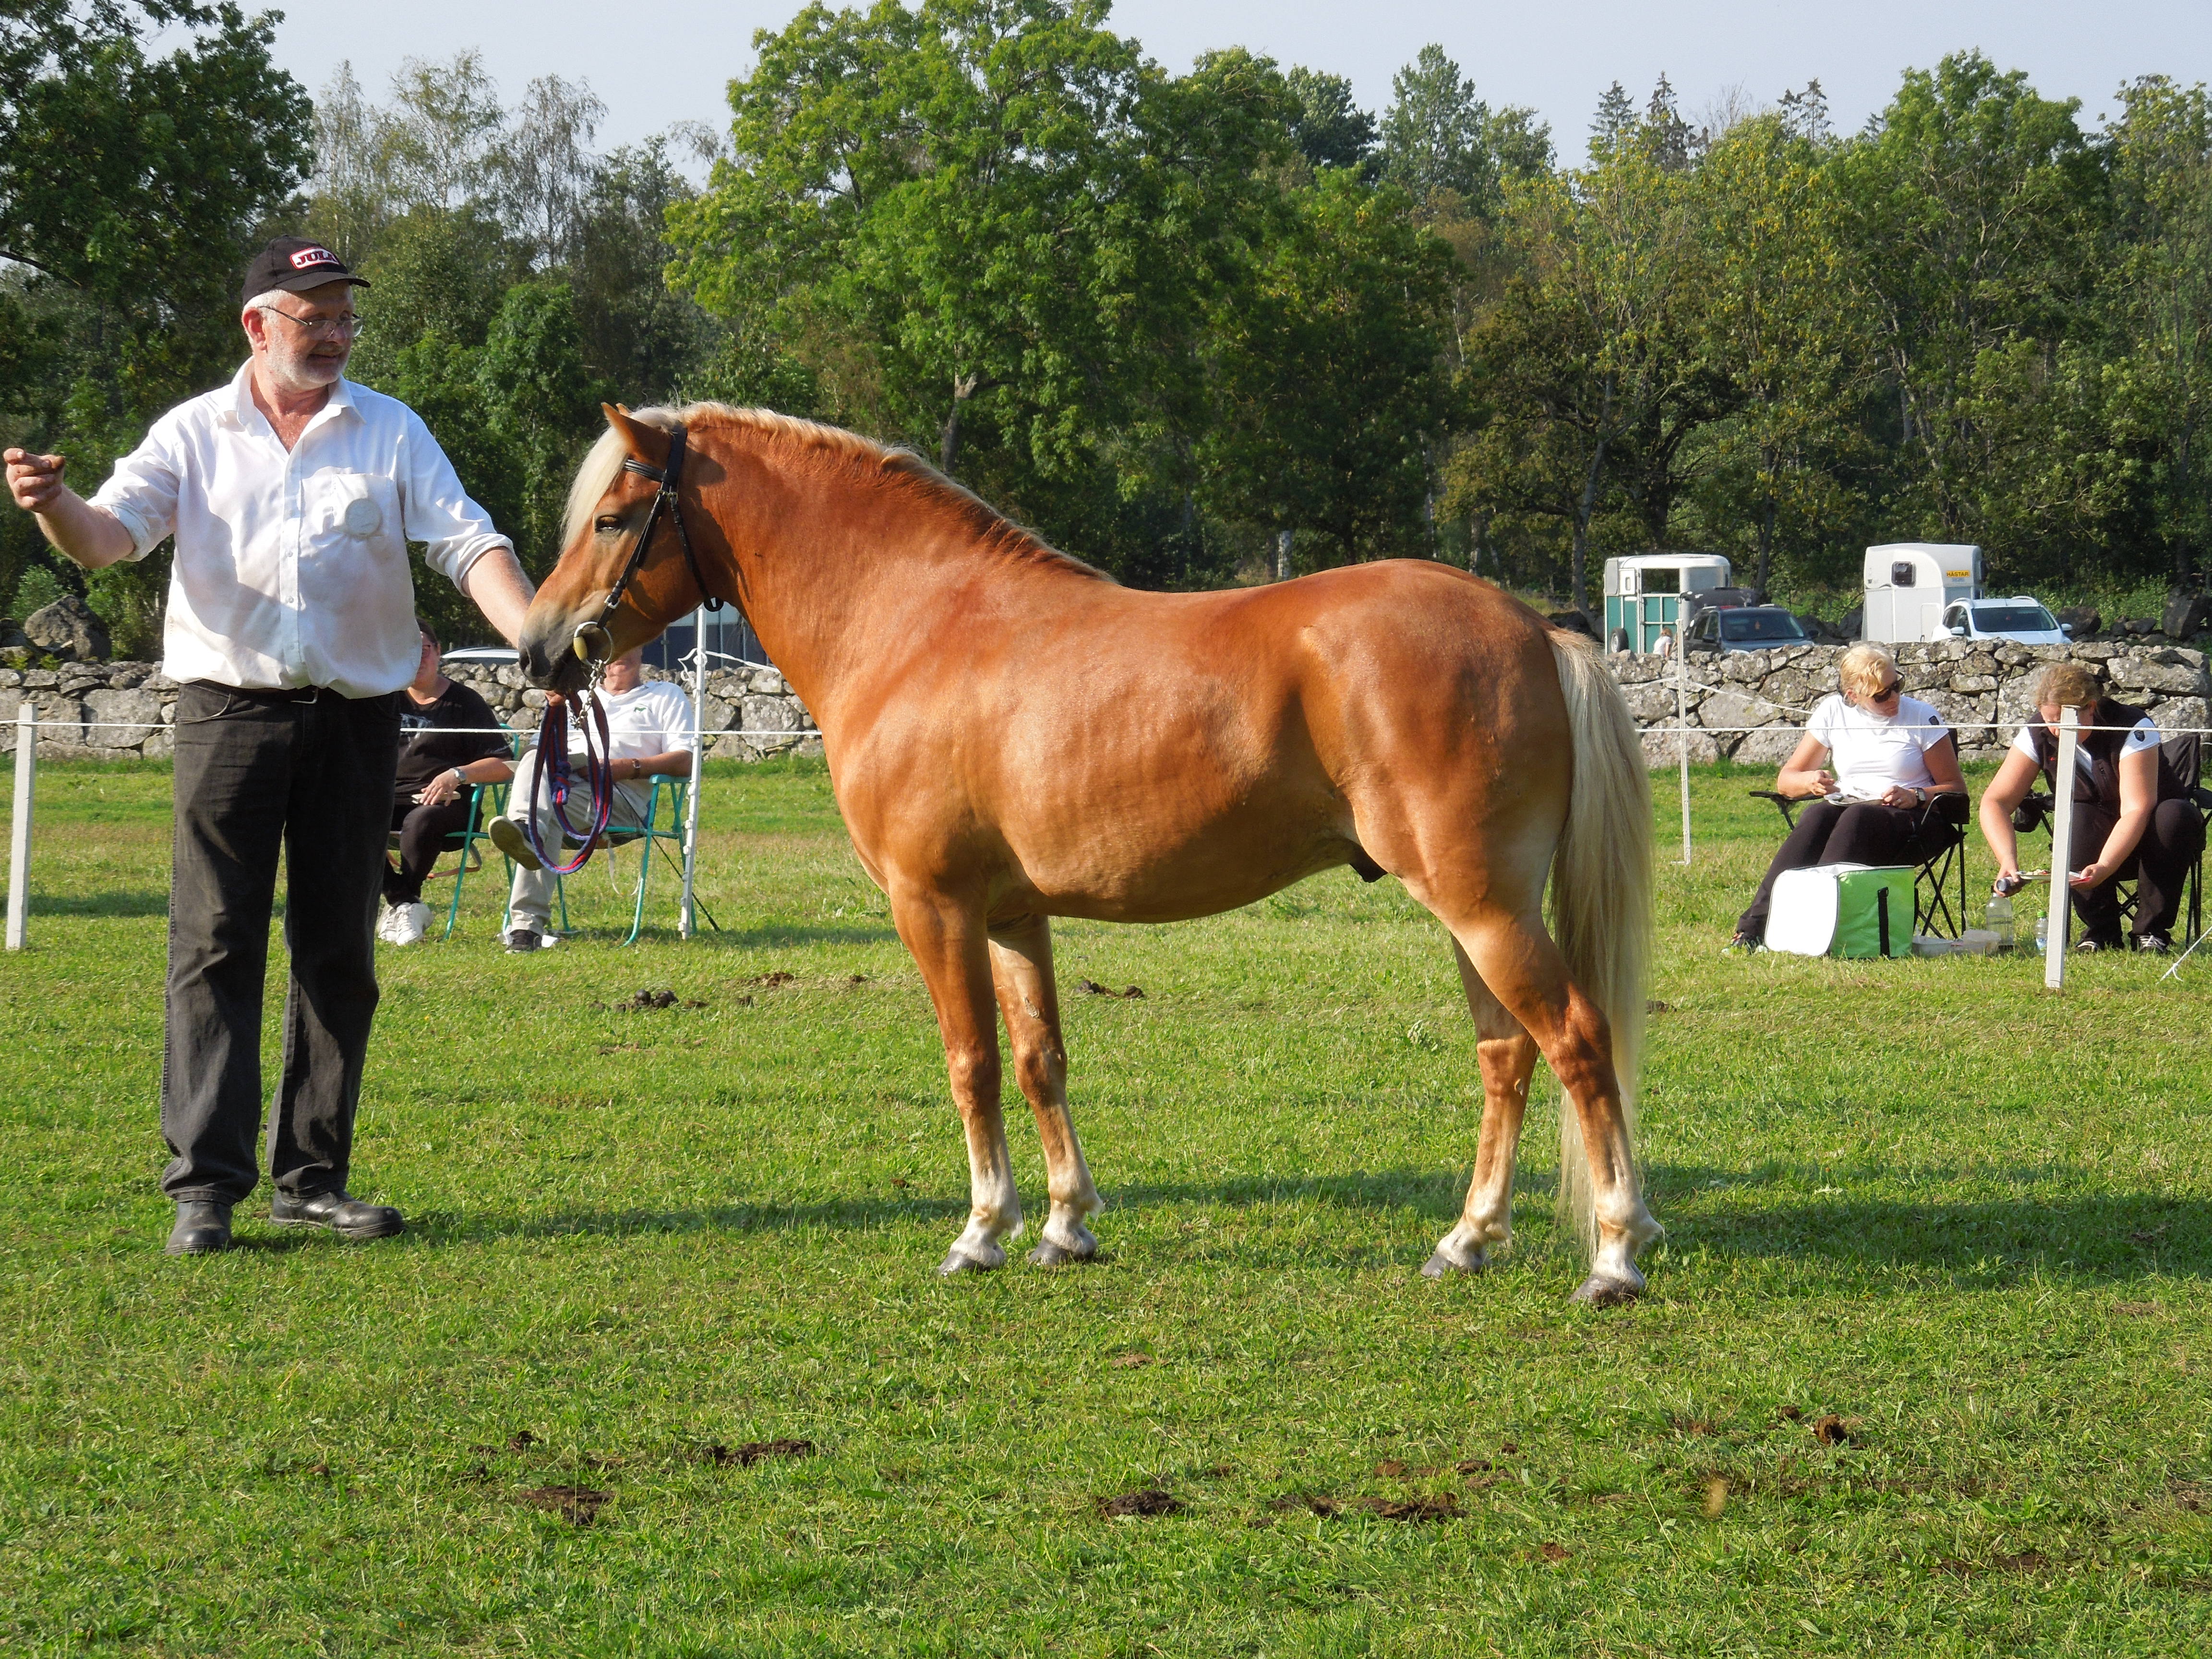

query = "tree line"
[3,0,2209,653]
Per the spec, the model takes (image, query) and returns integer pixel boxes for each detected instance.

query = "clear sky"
[264,0,2212,163]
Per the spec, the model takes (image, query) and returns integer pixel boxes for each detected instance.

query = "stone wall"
[0,660,820,761]
[6,640,2206,772]
[1614,639,2212,769]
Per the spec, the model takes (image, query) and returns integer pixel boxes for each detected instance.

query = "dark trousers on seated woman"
[2067,798,2205,942]
[385,795,475,906]
[1737,801,1950,941]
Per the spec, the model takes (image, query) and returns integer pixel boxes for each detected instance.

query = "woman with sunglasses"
[1979,662,2200,953]
[1728,642,1965,951]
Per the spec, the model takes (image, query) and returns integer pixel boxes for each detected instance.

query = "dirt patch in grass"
[1811,1414,1851,1446]
[1078,979,1145,999]
[1270,1492,1461,1522]
[1098,1489,1180,1516]
[594,988,706,1012]
[517,1485,608,1524]
[699,1438,815,1467]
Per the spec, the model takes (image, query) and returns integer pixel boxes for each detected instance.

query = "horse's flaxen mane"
[562,402,1112,582]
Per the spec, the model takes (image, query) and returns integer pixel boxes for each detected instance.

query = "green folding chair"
[541,774,691,946]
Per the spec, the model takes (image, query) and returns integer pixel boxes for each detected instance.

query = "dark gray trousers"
[161,682,400,1204]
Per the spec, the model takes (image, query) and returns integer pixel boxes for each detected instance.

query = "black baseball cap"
[240,237,371,308]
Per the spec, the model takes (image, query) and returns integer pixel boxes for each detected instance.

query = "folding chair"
[2011,733,2212,945]
[541,774,691,946]
[1749,790,1971,939]
[440,774,514,940]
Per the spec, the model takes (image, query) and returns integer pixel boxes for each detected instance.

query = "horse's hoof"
[1028,1231,1098,1267]
[1569,1273,1642,1307]
[1420,1248,1488,1279]
[937,1246,1003,1276]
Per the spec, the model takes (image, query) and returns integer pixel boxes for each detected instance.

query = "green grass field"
[0,757,2206,1657]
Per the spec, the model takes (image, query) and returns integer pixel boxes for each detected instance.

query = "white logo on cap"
[289,246,339,270]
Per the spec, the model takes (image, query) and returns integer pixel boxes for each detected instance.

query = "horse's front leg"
[988,914,1102,1266]
[892,892,1021,1274]
[1425,938,1541,1278]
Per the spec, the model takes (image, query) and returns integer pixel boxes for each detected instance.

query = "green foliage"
[1283,66,1374,174]
[0,0,312,656]
[1199,169,1459,564]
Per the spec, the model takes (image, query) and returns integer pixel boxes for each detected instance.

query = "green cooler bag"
[1764,863,1915,959]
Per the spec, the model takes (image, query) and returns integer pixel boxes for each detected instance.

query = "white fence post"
[680,604,707,939]
[1675,646,1692,865]
[2044,705,2079,990]
[7,702,34,951]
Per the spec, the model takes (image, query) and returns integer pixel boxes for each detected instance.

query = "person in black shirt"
[380,621,513,945]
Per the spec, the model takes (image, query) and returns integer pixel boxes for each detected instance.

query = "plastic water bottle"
[2034,911,2049,953]
[1984,891,2015,951]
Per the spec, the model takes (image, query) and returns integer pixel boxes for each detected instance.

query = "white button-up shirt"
[90,361,512,698]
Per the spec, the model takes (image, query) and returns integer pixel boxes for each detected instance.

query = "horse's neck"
[718,468,1009,716]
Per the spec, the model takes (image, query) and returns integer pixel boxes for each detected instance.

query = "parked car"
[440,645,520,667]
[1939,597,2070,646]
[1683,604,1811,654]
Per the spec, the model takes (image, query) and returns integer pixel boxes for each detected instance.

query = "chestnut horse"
[520,404,1663,1302]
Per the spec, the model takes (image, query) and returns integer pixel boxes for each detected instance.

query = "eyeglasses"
[259,306,363,341]
[1869,679,1903,701]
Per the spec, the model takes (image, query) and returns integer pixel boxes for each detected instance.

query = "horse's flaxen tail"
[1545,631,1654,1256]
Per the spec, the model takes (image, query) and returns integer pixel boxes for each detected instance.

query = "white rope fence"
[2,698,818,952]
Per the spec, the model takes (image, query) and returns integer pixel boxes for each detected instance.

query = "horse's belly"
[997,794,1345,925]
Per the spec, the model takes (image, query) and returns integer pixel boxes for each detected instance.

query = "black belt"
[187,679,354,704]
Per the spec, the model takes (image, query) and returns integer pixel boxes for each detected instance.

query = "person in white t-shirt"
[1978,661,2200,952]
[1729,642,1966,950]
[485,646,697,952]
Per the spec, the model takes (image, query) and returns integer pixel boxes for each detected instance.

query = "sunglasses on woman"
[1869,679,1902,701]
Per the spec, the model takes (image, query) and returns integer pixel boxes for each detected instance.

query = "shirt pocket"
[302,469,405,567]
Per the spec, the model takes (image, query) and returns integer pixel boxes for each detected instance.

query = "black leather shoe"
[166,1200,233,1255]
[270,1190,406,1240]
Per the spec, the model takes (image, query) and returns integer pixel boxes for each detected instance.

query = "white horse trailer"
[1861,543,1983,644]
[1601,553,1733,654]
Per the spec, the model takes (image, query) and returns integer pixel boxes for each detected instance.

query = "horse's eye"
[594,515,621,533]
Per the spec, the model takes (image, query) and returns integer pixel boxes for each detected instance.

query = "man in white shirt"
[3,237,535,1255]
[485,646,696,952]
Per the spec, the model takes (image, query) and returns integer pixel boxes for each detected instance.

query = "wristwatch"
[450,767,468,790]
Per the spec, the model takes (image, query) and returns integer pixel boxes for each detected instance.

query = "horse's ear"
[603,403,657,462]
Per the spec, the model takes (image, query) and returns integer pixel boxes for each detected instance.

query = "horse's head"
[520,404,723,692]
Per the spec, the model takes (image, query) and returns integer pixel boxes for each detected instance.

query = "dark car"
[1684,604,1810,653]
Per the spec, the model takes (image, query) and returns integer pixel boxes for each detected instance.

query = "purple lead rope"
[521,691,616,875]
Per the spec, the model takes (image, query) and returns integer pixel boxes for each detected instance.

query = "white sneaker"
[389,901,431,947]
[375,901,406,943]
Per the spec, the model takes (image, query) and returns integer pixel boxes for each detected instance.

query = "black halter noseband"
[593,421,724,634]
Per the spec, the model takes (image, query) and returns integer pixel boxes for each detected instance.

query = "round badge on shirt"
[342,497,382,539]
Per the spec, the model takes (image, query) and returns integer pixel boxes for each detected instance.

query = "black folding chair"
[1749,790,1972,939]
[2011,733,2212,944]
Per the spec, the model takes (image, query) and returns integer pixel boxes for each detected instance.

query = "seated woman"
[1979,661,2203,953]
[1728,643,1965,950]
[380,620,516,947]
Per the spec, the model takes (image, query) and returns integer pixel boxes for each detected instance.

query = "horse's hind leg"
[891,892,1022,1274]
[987,914,1103,1266]
[1423,939,1541,1278]
[1447,907,1661,1303]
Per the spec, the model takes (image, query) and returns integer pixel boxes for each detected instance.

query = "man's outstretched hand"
[5,449,67,514]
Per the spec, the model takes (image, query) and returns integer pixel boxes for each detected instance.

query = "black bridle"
[535,419,726,876]
[588,421,724,647]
